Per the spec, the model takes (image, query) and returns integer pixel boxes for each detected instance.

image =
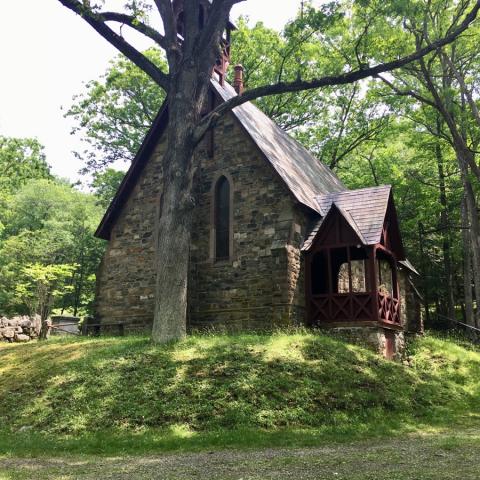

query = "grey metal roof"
[211,80,346,213]
[302,185,392,251]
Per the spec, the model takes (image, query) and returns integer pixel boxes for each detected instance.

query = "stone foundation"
[325,326,405,360]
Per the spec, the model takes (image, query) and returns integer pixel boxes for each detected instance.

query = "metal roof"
[399,259,420,276]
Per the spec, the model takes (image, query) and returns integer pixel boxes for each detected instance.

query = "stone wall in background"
[0,315,41,342]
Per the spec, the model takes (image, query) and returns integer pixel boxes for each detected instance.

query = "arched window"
[214,176,231,260]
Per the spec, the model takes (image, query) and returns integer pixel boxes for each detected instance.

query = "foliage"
[0,136,51,193]
[91,168,125,208]
[15,263,76,320]
[65,48,167,173]
[0,178,106,317]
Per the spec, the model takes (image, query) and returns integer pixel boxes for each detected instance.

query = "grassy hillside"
[0,331,479,455]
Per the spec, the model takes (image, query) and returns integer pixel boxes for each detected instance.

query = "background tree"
[15,263,76,338]
[363,0,480,326]
[0,178,105,318]
[66,48,167,173]
[56,0,480,342]
[0,136,51,192]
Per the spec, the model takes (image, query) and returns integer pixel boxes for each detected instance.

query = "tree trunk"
[418,222,431,325]
[152,176,194,342]
[151,71,208,343]
[38,293,52,340]
[435,138,455,319]
[461,196,475,327]
[458,156,480,326]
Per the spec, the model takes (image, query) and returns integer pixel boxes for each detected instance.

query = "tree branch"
[377,75,437,108]
[154,0,177,46]
[100,11,167,49]
[194,0,480,143]
[58,0,170,91]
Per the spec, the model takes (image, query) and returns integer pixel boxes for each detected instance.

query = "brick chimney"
[233,65,244,95]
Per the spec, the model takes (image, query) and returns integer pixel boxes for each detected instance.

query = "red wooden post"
[369,245,379,322]
[391,259,400,324]
[327,247,333,320]
[347,246,353,320]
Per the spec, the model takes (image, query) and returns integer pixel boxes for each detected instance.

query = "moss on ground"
[0,331,479,455]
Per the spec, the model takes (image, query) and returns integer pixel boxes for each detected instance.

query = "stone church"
[94,1,422,358]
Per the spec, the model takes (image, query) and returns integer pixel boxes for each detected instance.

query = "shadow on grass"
[0,332,479,456]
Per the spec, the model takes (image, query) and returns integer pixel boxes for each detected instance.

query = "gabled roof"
[211,81,346,211]
[316,185,392,244]
[95,78,345,239]
[302,185,393,251]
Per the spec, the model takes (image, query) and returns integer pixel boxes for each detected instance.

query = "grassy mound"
[0,331,479,454]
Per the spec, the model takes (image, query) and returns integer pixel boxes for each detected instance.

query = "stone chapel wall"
[95,111,310,331]
[187,112,309,330]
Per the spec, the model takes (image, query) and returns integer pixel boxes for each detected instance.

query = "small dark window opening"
[199,5,205,29]
[311,251,329,295]
[177,12,185,37]
[215,176,230,260]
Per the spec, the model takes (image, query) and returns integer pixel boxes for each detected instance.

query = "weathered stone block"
[15,334,31,343]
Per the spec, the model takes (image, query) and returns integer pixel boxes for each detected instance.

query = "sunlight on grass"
[0,331,479,456]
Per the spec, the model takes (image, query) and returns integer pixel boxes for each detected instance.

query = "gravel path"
[1,430,479,479]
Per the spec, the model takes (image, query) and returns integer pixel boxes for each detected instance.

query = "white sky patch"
[0,1,306,182]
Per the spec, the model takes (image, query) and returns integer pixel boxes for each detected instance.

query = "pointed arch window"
[214,175,231,260]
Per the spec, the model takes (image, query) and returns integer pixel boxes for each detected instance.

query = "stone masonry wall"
[0,315,41,342]
[95,111,310,331]
[188,113,309,330]
[95,136,167,329]
[398,268,424,334]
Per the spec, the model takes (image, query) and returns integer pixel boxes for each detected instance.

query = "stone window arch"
[211,174,233,261]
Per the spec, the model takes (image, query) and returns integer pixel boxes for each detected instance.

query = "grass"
[0,331,479,457]
[1,429,480,479]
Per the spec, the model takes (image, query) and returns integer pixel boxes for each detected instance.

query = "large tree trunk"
[461,197,475,328]
[458,157,480,326]
[152,176,193,342]
[151,70,209,343]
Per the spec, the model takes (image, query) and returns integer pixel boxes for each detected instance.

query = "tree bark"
[457,154,480,326]
[151,69,208,343]
[461,196,475,327]
[435,137,455,319]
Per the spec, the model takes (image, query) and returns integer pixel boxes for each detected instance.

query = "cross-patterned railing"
[310,293,374,324]
[309,291,400,325]
[377,292,400,324]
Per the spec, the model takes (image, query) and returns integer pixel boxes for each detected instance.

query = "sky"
[0,0,305,183]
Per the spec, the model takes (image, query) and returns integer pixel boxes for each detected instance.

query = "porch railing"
[309,293,374,324]
[309,291,400,325]
[378,292,400,324]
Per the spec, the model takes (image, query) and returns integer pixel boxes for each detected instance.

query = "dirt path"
[1,430,479,479]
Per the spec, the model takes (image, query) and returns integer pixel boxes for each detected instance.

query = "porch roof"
[302,185,392,251]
